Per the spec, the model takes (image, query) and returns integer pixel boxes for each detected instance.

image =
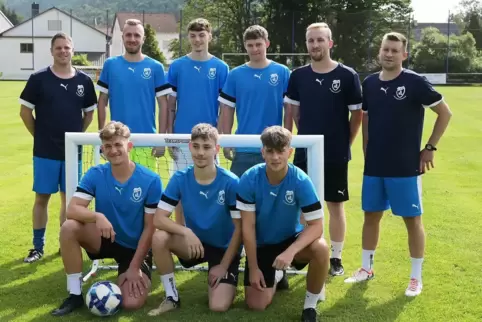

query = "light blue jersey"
[97,55,171,133]
[218,61,290,135]
[74,163,163,249]
[168,56,229,133]
[236,163,323,245]
[157,166,240,249]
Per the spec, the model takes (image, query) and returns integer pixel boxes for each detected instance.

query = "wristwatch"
[425,144,437,151]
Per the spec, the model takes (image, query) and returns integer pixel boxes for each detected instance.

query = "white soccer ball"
[85,281,122,316]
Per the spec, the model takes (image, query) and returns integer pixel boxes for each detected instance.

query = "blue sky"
[411,0,461,22]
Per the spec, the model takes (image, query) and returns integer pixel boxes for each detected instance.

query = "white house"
[0,10,13,33]
[110,12,178,63]
[0,6,108,80]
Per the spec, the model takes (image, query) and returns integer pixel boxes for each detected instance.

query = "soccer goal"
[74,66,103,82]
[221,53,311,69]
[64,133,324,281]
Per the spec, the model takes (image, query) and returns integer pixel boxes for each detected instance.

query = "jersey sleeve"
[19,74,39,110]
[415,75,443,108]
[145,176,163,214]
[167,60,179,97]
[96,59,110,94]
[83,77,98,112]
[155,61,172,97]
[297,176,323,222]
[218,62,230,92]
[73,167,98,201]
[347,71,363,111]
[284,70,300,106]
[361,79,369,113]
[218,70,236,108]
[227,177,241,219]
[157,174,181,213]
[236,172,256,212]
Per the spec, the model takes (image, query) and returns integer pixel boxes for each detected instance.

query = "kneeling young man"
[237,126,329,322]
[51,121,163,316]
[148,123,241,315]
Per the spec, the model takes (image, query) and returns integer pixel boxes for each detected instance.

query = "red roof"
[115,12,178,34]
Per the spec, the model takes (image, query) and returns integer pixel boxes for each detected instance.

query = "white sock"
[330,241,344,259]
[362,249,375,271]
[161,273,179,301]
[67,273,82,295]
[304,291,319,309]
[275,270,284,284]
[410,257,424,282]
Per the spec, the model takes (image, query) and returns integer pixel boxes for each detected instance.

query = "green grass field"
[0,81,481,321]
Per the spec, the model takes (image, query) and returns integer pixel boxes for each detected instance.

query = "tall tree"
[143,24,167,65]
[0,2,22,25]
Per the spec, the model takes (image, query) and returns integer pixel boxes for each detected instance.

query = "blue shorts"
[33,157,82,194]
[230,152,264,177]
[362,175,423,217]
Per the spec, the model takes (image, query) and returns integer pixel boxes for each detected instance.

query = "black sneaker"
[24,249,43,263]
[301,308,318,322]
[329,258,344,276]
[276,270,289,291]
[51,294,84,316]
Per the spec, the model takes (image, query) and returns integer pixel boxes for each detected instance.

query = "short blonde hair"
[125,18,143,27]
[261,126,292,151]
[99,121,131,141]
[383,32,408,51]
[191,123,219,143]
[306,22,332,40]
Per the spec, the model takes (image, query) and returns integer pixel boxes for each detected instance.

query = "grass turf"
[0,81,481,321]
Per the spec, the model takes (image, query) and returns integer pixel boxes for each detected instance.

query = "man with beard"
[96,19,171,167]
[19,32,97,263]
[344,32,452,297]
[284,22,363,276]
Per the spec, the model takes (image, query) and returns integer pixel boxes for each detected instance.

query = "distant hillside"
[4,0,184,26]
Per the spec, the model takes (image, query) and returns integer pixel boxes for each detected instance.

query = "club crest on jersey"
[76,84,84,97]
[217,190,225,205]
[142,68,152,79]
[131,187,142,202]
[330,79,341,93]
[269,73,279,86]
[208,67,217,80]
[394,86,406,100]
[284,190,295,205]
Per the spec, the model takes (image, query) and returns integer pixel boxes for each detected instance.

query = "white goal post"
[65,133,324,281]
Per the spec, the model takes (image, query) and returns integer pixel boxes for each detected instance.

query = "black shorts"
[178,243,240,286]
[86,238,152,280]
[294,156,349,203]
[243,234,308,288]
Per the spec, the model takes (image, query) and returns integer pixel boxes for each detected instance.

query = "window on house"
[20,43,34,53]
[48,20,62,31]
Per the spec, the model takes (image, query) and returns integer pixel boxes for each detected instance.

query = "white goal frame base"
[65,133,324,287]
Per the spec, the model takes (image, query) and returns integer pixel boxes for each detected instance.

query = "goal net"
[65,133,324,281]
[74,66,103,82]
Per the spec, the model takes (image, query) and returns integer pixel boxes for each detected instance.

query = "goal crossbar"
[65,133,324,282]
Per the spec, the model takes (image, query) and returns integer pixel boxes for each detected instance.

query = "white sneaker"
[405,278,422,297]
[344,268,375,284]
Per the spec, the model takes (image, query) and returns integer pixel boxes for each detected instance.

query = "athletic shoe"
[147,296,180,316]
[277,270,289,291]
[24,249,43,263]
[329,258,344,276]
[344,267,374,283]
[301,308,318,322]
[405,278,422,297]
[51,294,84,316]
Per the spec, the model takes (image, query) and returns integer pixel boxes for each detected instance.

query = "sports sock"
[303,291,319,309]
[330,241,344,259]
[67,273,82,295]
[410,257,424,282]
[275,270,284,284]
[362,249,375,271]
[161,273,179,301]
[33,228,46,252]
